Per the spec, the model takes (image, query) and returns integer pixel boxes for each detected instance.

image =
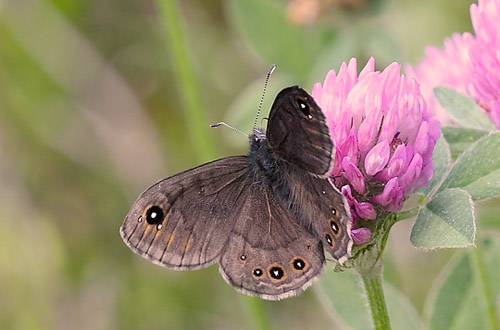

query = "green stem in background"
[155,0,268,326]
[396,207,419,223]
[470,241,500,330]
[156,0,215,162]
[242,296,271,330]
[357,260,391,330]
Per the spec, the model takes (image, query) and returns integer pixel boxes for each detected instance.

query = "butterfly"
[120,86,353,300]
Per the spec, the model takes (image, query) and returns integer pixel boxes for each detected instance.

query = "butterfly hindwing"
[270,160,353,263]
[219,183,325,300]
[293,172,353,263]
[120,156,252,270]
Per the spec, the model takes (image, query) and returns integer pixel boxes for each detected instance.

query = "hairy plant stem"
[357,259,391,330]
[352,213,397,330]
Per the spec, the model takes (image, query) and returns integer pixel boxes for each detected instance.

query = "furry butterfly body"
[120,86,353,300]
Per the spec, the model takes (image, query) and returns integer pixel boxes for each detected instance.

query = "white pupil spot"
[332,209,336,215]
[157,224,162,230]
[273,270,279,276]
[300,103,306,109]
[308,114,313,119]
[138,216,143,222]
[322,190,326,194]
[151,212,157,219]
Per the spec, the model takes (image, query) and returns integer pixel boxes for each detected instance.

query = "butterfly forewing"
[120,156,251,270]
[266,86,334,176]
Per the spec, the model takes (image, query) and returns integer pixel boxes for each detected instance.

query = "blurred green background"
[1,0,498,329]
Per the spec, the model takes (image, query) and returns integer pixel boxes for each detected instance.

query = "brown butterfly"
[120,86,352,300]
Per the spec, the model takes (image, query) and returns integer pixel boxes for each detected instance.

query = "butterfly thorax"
[248,133,283,187]
[248,133,296,209]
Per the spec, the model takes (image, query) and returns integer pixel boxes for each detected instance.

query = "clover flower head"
[313,58,440,244]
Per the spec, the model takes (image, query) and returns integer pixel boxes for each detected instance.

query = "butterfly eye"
[297,98,312,119]
[146,205,164,225]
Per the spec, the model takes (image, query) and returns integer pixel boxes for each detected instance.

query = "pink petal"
[351,228,372,244]
[400,153,423,189]
[413,121,429,154]
[342,157,366,194]
[354,201,377,220]
[373,177,402,207]
[365,141,390,176]
[387,144,407,178]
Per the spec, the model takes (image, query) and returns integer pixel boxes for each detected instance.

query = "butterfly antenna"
[253,64,276,134]
[210,122,249,137]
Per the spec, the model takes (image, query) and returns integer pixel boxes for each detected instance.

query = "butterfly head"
[252,127,267,141]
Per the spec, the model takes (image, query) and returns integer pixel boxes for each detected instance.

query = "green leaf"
[411,188,475,249]
[227,0,322,77]
[385,283,424,330]
[441,126,489,159]
[477,197,500,228]
[433,87,496,131]
[424,239,500,330]
[317,269,422,330]
[438,132,500,200]
[419,136,450,196]
[481,236,500,300]
[424,252,483,330]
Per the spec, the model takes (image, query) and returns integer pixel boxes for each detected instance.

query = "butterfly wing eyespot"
[268,264,287,282]
[145,205,164,225]
[290,257,308,272]
[296,98,311,118]
[252,267,264,278]
[324,233,334,247]
[330,219,340,235]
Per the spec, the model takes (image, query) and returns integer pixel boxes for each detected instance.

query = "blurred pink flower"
[313,58,440,244]
[405,33,475,124]
[469,0,500,127]
[407,0,500,128]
